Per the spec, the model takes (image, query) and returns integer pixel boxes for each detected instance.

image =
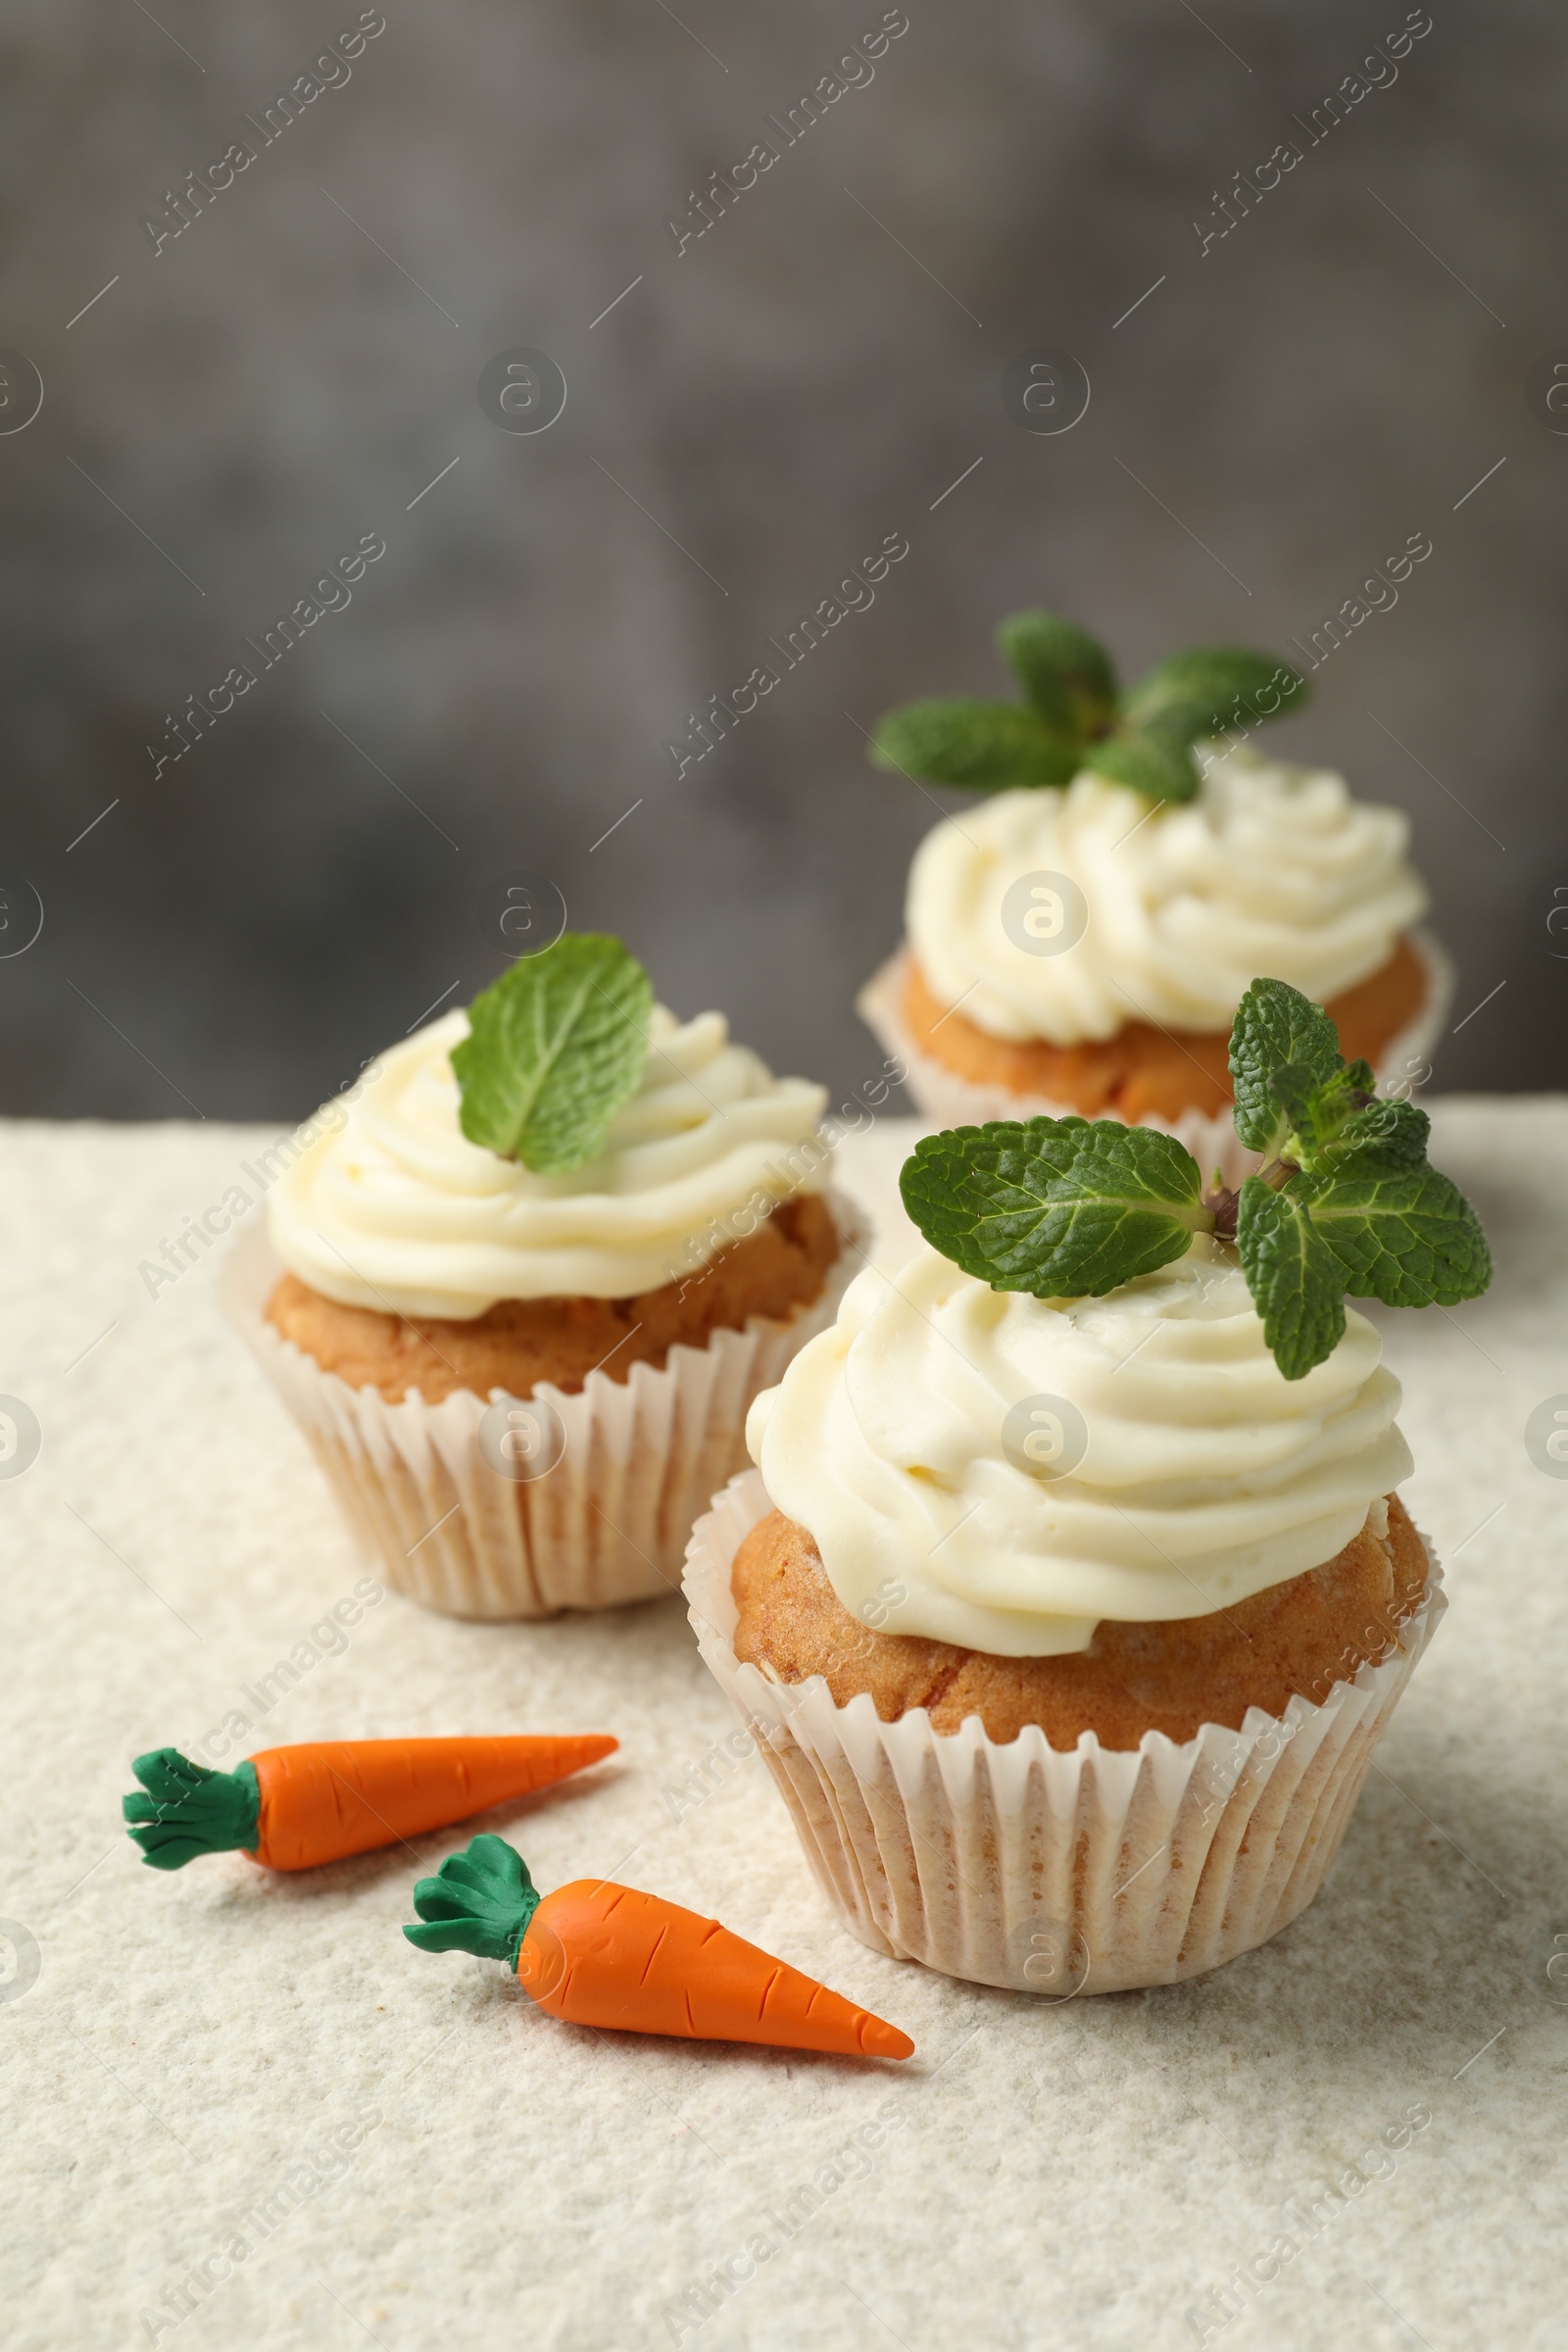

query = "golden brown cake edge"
[903,934,1429,1122]
[265,1192,841,1403]
[729,1494,1430,1750]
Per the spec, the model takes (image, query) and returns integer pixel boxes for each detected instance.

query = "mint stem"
[1205,1154,1298,1245]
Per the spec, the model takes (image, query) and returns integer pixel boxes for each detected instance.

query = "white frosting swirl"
[906,748,1428,1045]
[268,1006,828,1317]
[747,1236,1409,1656]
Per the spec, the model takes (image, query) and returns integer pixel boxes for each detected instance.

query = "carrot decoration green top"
[123,1736,617,1873]
[404,1833,541,1968]
[869,611,1308,806]
[124,1749,261,1870]
[406,1834,913,2060]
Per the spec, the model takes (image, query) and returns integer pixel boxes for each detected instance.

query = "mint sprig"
[1288,1156,1491,1309]
[899,975,1491,1381]
[1227,980,1342,1155]
[870,700,1081,792]
[997,613,1117,739]
[451,933,653,1173]
[901,1118,1209,1297]
[871,612,1307,807]
[1234,1179,1348,1377]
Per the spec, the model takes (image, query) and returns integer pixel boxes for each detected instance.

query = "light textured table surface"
[3,1107,1565,2352]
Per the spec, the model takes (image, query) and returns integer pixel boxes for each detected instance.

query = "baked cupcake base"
[222,1197,863,1621]
[264,1194,843,1402]
[684,1470,1444,1996]
[728,1497,1429,1748]
[858,929,1453,1185]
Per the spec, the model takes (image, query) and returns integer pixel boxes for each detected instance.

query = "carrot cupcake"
[858,612,1446,1176]
[228,933,858,1619]
[686,977,1490,1993]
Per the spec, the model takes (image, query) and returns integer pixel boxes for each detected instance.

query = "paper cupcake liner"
[684,1471,1445,1996]
[220,1197,864,1621]
[858,930,1453,1186]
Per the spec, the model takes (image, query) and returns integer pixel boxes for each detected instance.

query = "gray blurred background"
[2,0,1564,1120]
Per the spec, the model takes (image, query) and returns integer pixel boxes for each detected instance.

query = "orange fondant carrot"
[404,1835,913,2061]
[123,1737,617,1872]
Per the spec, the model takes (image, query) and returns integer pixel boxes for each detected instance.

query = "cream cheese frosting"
[906,747,1428,1045]
[268,1005,829,1317]
[747,1235,1410,1656]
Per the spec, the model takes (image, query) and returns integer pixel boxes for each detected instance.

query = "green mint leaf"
[1293,1155,1494,1308]
[451,933,653,1173]
[1081,726,1200,805]
[996,612,1117,738]
[1298,1079,1429,1171]
[870,699,1080,790]
[1225,977,1491,1365]
[900,1116,1210,1298]
[1235,1177,1348,1381]
[1120,648,1308,742]
[1268,1059,1322,1126]
[1266,1057,1354,1161]
[1228,977,1343,1156]
[1298,1057,1374,1125]
[870,622,1306,805]
[1332,1093,1431,1166]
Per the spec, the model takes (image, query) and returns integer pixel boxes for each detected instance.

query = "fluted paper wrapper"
[220,1199,862,1621]
[859,931,1453,1186]
[685,1471,1445,1996]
